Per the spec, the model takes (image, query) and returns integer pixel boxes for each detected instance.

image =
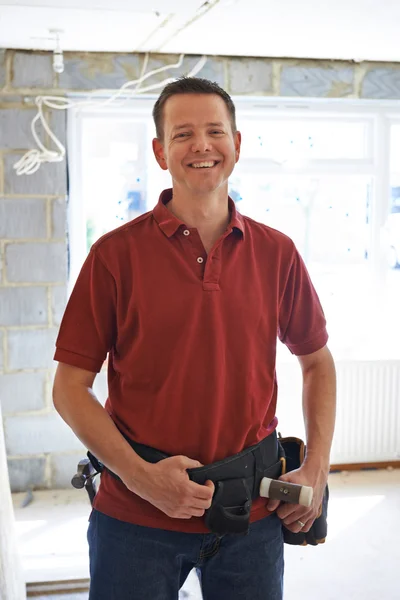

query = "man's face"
[153,93,241,196]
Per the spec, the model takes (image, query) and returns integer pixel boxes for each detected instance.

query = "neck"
[166,187,231,252]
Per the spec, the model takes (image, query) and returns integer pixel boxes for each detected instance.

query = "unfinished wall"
[1,49,400,491]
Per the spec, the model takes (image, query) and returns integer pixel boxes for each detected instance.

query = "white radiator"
[276,360,400,465]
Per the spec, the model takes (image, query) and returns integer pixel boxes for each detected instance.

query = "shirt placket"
[180,226,230,292]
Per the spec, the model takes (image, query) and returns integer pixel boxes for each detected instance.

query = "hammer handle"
[260,477,313,507]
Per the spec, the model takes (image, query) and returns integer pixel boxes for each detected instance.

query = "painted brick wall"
[1,48,400,491]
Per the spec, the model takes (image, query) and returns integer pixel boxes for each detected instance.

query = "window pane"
[230,174,370,262]
[229,173,378,359]
[385,129,400,358]
[238,120,368,161]
[390,124,400,173]
[81,118,150,251]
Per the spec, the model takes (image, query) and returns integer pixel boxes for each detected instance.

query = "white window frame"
[67,96,400,291]
[67,96,158,291]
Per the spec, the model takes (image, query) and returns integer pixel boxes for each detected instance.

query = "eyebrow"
[172,122,225,132]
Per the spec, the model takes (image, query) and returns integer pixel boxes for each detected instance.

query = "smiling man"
[152,90,241,254]
[53,78,336,600]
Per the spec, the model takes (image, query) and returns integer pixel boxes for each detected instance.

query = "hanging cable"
[13,53,208,176]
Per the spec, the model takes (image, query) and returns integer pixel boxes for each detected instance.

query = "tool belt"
[88,430,282,536]
[84,431,328,544]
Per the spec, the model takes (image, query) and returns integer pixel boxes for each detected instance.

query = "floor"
[13,468,400,600]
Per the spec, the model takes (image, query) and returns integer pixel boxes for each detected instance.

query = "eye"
[210,130,224,135]
[174,132,190,139]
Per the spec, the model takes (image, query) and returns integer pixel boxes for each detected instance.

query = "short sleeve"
[54,248,117,372]
[278,247,328,356]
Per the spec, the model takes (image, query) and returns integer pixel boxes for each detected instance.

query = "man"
[53,77,336,600]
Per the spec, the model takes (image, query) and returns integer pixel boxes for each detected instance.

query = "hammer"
[260,477,313,507]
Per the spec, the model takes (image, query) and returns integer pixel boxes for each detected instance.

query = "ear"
[152,138,168,171]
[234,131,241,163]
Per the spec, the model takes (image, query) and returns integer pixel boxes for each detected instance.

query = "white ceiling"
[1,0,400,62]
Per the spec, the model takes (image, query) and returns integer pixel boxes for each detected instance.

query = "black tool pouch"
[279,436,329,546]
[204,478,252,535]
[187,439,282,537]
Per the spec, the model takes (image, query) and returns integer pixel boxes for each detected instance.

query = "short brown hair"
[152,77,237,140]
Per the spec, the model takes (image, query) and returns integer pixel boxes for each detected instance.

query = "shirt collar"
[153,188,245,239]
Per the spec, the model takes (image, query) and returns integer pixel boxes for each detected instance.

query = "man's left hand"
[266,463,328,533]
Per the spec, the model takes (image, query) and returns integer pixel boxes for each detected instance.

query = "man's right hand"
[123,455,215,519]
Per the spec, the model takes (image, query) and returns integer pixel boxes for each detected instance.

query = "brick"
[7,327,57,370]
[0,330,3,370]
[141,54,224,87]
[48,107,67,152]
[0,286,48,326]
[5,412,84,454]
[0,197,47,238]
[59,52,141,90]
[0,109,39,150]
[228,58,272,95]
[0,49,7,89]
[280,65,354,97]
[362,68,400,99]
[142,54,210,86]
[51,285,67,327]
[0,155,3,195]
[197,58,225,87]
[0,95,28,105]
[5,242,67,283]
[52,197,66,239]
[7,457,47,492]
[51,452,87,488]
[12,52,53,88]
[0,371,46,413]
[4,153,67,196]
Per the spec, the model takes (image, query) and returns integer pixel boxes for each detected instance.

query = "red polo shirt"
[54,188,328,532]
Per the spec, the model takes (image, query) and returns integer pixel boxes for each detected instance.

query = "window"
[68,99,400,361]
[239,119,368,162]
[68,100,171,288]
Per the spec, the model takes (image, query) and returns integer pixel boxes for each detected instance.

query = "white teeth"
[191,161,216,168]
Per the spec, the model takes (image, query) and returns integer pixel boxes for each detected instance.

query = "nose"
[190,133,213,153]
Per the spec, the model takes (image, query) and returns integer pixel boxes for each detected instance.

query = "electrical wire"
[13,53,208,176]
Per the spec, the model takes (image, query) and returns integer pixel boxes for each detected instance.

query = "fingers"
[278,506,316,532]
[178,456,204,470]
[187,507,207,518]
[284,520,305,534]
[148,456,216,520]
[186,496,212,511]
[300,518,314,533]
[188,479,214,500]
[204,479,215,495]
[168,479,214,519]
[179,510,204,519]
[266,499,281,511]
[276,503,297,520]
[168,496,212,519]
[173,507,207,519]
[282,515,315,533]
[181,480,215,516]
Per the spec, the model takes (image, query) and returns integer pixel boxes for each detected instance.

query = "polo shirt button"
[197,257,204,264]
[183,230,190,236]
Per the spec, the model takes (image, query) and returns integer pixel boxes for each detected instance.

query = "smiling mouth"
[189,161,220,169]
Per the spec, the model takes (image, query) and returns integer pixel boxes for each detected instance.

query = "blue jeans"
[87,509,284,600]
